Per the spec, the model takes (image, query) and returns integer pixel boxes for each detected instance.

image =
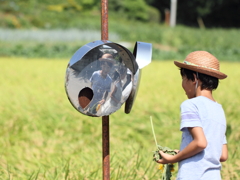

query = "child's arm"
[220,144,228,162]
[157,127,207,164]
[99,91,109,104]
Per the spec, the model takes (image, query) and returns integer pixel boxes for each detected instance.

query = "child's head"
[99,53,114,75]
[174,51,227,91]
[174,51,227,98]
[99,53,114,67]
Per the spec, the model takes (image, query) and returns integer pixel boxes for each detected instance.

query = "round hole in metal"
[78,87,93,109]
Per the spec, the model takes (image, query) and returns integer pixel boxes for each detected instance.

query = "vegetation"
[1,0,240,28]
[1,24,240,61]
[0,0,159,29]
[0,1,240,61]
[147,0,240,27]
[0,1,239,180]
[0,58,239,179]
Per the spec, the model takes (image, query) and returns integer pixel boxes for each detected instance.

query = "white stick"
[150,116,158,148]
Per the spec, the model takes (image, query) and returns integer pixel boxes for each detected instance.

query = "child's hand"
[157,151,177,164]
[99,99,105,105]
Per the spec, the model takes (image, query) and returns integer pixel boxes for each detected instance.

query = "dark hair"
[180,68,219,90]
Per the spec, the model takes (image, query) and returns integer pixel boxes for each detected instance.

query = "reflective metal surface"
[133,41,152,69]
[65,40,136,117]
[125,41,152,114]
[125,69,141,114]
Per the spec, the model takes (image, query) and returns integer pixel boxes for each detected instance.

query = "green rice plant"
[0,58,239,179]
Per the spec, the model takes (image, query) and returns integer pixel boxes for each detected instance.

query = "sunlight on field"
[0,58,239,179]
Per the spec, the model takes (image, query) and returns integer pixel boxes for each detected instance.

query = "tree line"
[146,0,240,28]
[1,0,239,28]
[108,0,240,28]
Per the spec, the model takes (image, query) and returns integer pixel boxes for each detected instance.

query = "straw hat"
[174,51,227,79]
[99,53,115,64]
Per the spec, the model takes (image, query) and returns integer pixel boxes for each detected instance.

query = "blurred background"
[0,0,240,61]
[0,1,240,179]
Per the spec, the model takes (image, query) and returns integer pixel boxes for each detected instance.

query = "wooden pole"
[101,0,110,180]
[102,116,110,180]
[101,0,108,40]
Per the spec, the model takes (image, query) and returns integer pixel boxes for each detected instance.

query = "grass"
[0,58,240,179]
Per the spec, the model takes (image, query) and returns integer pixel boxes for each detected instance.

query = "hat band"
[184,61,219,72]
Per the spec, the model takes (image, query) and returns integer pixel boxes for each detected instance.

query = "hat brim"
[174,61,227,79]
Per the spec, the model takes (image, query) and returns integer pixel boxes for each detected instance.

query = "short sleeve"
[180,100,202,131]
[90,71,97,83]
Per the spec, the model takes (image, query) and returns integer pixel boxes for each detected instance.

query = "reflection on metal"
[65,40,136,117]
[65,40,152,117]
[125,69,141,114]
[133,42,152,69]
[125,41,152,114]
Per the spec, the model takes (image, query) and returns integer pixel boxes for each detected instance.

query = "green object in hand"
[153,145,177,161]
[153,145,177,180]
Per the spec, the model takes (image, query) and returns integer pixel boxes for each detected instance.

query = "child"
[89,53,114,114]
[157,51,228,179]
[101,70,122,115]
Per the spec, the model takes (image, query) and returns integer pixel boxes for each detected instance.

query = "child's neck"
[196,89,215,102]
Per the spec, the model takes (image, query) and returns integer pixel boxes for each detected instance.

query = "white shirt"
[177,96,227,180]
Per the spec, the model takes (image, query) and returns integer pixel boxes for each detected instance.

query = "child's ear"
[193,74,198,83]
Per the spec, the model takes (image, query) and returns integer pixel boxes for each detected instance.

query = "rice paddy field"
[0,57,240,179]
